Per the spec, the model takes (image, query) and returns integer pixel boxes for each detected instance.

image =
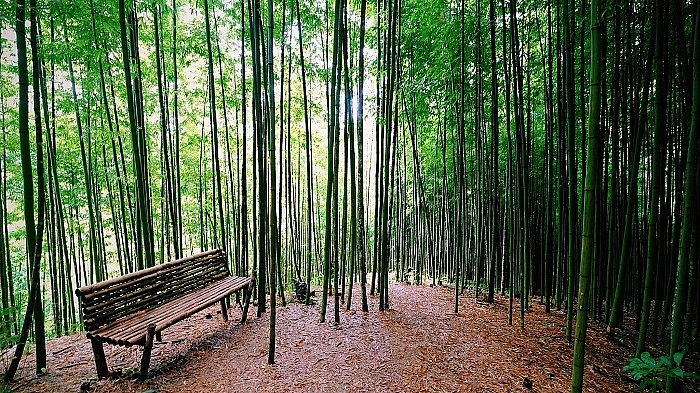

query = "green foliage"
[623,351,700,392]
[0,307,18,375]
[0,307,17,349]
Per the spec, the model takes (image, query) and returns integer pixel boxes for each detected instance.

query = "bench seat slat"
[87,275,251,346]
[87,277,237,343]
[96,276,250,345]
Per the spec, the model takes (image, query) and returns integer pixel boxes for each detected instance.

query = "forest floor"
[3,282,696,392]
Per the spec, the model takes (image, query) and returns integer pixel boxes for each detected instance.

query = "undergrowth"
[624,350,700,392]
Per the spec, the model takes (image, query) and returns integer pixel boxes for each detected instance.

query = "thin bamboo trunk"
[571,0,603,389]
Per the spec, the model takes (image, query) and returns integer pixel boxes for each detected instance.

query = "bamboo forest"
[0,0,699,391]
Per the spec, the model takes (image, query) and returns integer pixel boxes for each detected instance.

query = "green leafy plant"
[623,351,700,392]
[0,307,18,377]
[0,307,17,349]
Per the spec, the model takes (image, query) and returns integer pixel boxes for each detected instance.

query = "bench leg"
[140,324,156,380]
[220,298,229,322]
[90,338,110,379]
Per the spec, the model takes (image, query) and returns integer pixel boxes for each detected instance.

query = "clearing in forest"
[7,283,641,392]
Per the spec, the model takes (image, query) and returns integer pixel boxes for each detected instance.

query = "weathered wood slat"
[80,257,226,309]
[105,280,246,346]
[78,254,229,331]
[81,266,230,330]
[79,257,207,302]
[75,249,221,296]
[85,277,230,330]
[82,268,226,315]
[88,276,251,345]
[81,254,226,298]
[75,249,253,379]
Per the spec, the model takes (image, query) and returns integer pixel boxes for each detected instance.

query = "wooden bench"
[74,249,254,379]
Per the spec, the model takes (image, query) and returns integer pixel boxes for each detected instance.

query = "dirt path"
[6,283,640,392]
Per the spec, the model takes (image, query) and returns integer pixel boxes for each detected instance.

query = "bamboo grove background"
[0,0,699,389]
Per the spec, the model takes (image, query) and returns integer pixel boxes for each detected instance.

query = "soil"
[0,283,677,392]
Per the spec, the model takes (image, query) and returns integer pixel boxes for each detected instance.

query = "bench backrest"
[75,249,230,332]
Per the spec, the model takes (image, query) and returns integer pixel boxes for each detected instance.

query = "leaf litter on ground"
[5,282,693,392]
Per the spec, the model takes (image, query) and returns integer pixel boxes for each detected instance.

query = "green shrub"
[0,306,17,349]
[623,351,700,392]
